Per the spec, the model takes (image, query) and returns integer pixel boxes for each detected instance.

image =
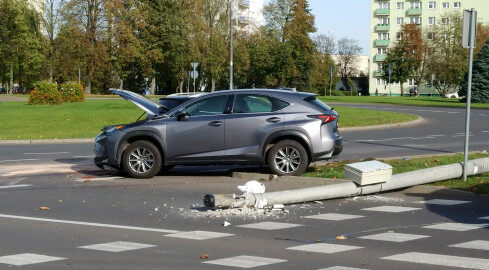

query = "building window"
[410,2,422,9]
[379,2,390,9]
[442,2,449,8]
[377,63,383,71]
[396,17,404,25]
[428,17,436,25]
[410,17,422,24]
[408,79,415,86]
[442,18,449,24]
[378,33,389,40]
[428,1,436,9]
[378,48,388,55]
[378,17,390,24]
[396,32,403,40]
[454,2,461,8]
[377,78,386,86]
[396,2,404,9]
[427,32,435,40]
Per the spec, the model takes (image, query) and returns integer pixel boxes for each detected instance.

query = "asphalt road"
[1,103,489,269]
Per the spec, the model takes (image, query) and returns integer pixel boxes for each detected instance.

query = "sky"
[263,0,372,56]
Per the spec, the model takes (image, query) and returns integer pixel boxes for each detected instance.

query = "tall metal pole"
[229,0,233,90]
[463,9,476,181]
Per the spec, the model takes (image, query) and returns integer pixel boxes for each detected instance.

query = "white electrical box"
[345,160,392,186]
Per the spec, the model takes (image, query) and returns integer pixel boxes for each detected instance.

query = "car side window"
[233,94,274,114]
[184,95,228,116]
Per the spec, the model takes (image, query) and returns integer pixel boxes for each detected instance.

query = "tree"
[459,37,489,103]
[425,12,466,96]
[44,0,65,81]
[0,0,44,93]
[335,37,362,91]
[65,0,108,94]
[382,24,425,96]
[312,33,335,55]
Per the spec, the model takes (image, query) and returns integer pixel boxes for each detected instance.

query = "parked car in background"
[0,88,6,94]
[95,88,343,178]
[442,91,460,99]
[157,92,205,110]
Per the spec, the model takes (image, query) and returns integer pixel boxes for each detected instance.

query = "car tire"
[267,140,309,176]
[122,141,162,178]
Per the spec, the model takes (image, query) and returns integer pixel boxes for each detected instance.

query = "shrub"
[28,81,62,105]
[60,81,85,102]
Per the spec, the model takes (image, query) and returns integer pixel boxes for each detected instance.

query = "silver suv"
[94,89,342,178]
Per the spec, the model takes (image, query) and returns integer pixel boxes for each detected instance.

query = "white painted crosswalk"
[79,241,156,252]
[382,252,489,270]
[0,253,65,266]
[203,255,287,268]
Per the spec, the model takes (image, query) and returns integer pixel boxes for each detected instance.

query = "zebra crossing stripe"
[382,252,489,269]
[0,253,65,266]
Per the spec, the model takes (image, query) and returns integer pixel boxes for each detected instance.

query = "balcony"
[406,8,422,16]
[375,39,390,47]
[239,0,249,8]
[375,9,390,16]
[374,55,387,62]
[375,24,390,31]
[374,70,385,76]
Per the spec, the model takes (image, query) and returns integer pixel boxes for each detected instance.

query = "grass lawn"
[0,100,142,140]
[319,95,489,109]
[303,153,489,195]
[0,99,418,140]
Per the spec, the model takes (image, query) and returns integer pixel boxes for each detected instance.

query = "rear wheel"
[267,140,309,176]
[122,141,162,178]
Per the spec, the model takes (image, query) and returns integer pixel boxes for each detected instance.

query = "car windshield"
[159,99,186,110]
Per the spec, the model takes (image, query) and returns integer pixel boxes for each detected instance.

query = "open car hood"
[110,88,164,116]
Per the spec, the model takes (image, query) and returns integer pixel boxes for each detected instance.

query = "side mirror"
[176,112,188,121]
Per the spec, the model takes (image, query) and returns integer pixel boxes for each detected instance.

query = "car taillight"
[308,114,337,124]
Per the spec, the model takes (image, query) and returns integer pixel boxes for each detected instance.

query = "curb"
[0,138,94,145]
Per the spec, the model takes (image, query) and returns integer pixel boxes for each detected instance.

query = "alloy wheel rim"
[128,147,155,173]
[274,146,301,174]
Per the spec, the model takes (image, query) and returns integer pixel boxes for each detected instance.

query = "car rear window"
[303,95,331,111]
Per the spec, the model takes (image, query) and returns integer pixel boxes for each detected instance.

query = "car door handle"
[208,121,224,127]
[266,117,281,123]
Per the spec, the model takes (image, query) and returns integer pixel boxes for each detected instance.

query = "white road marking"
[319,267,370,270]
[382,252,489,269]
[303,213,364,221]
[237,222,303,230]
[420,199,471,205]
[359,232,429,242]
[203,255,287,268]
[0,159,39,163]
[75,176,124,182]
[24,152,69,155]
[165,231,234,240]
[287,243,363,254]
[0,253,65,266]
[0,214,179,233]
[450,240,489,251]
[361,206,422,213]
[423,222,487,231]
[0,184,32,189]
[79,241,156,252]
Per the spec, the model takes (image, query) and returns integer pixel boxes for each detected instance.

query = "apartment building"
[369,0,489,96]
[233,0,264,33]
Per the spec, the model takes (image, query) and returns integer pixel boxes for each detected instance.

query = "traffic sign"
[190,70,199,79]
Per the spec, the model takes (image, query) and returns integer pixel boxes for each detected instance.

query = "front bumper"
[94,132,119,169]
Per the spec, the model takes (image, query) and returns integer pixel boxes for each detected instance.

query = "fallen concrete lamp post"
[203,157,489,209]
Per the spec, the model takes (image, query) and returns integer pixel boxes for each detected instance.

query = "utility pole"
[229,0,233,90]
[462,9,477,181]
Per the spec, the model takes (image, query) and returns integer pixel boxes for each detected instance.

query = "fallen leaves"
[200,254,209,260]
[39,207,50,210]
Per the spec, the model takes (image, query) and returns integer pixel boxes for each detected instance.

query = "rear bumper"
[311,137,343,161]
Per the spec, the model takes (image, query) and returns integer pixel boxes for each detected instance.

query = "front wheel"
[267,140,309,176]
[122,141,162,178]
